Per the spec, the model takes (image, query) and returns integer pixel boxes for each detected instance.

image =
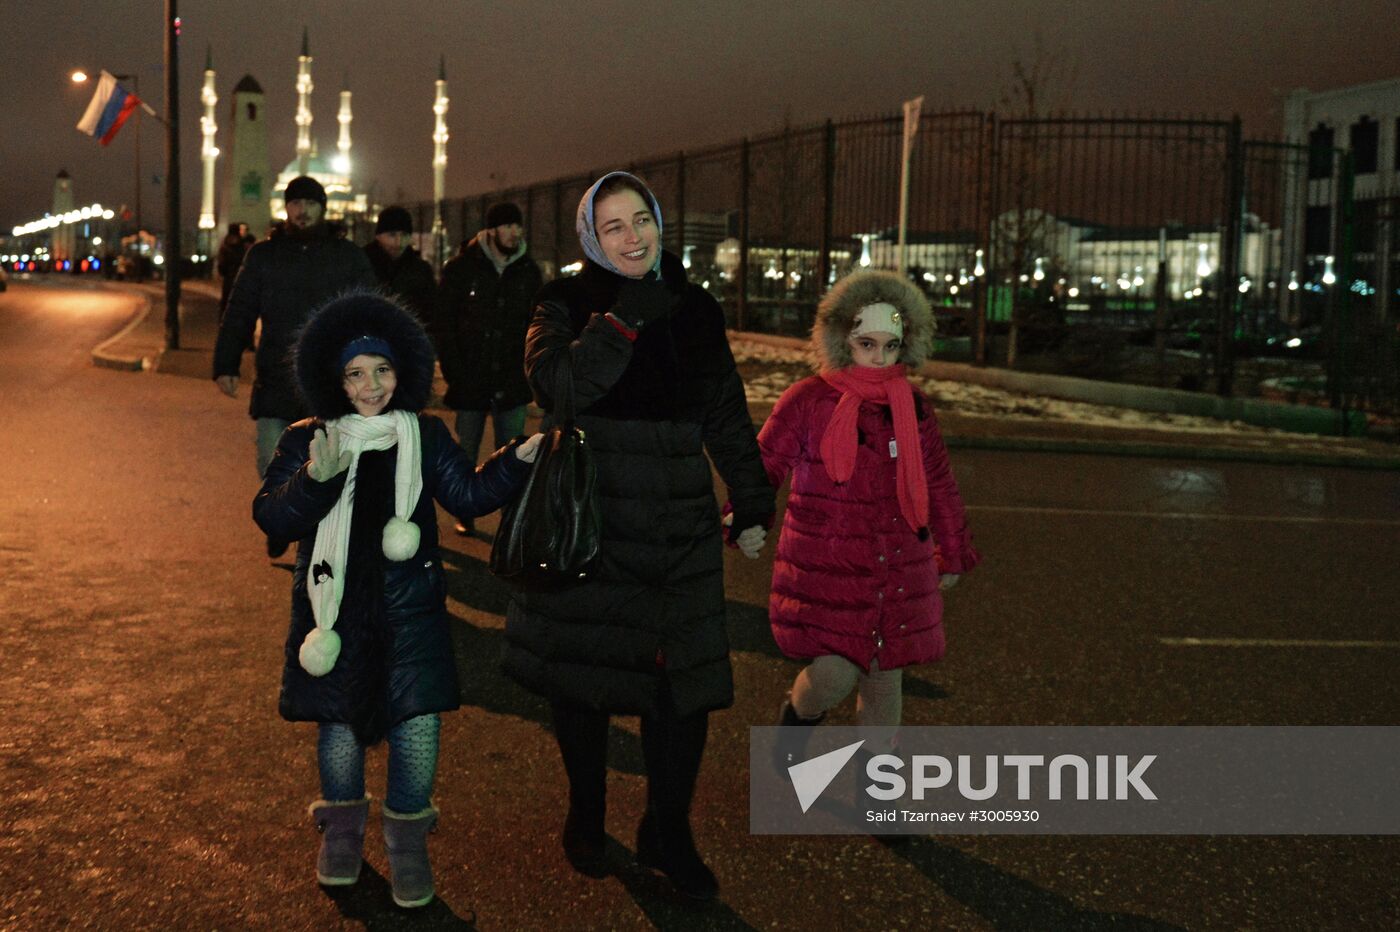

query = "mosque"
[214,29,367,234]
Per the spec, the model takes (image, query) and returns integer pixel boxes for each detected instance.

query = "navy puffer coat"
[253,292,531,739]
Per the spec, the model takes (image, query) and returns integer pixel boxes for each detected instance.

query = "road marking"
[967,504,1400,527]
[1160,636,1400,649]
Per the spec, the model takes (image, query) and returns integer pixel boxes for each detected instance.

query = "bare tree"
[993,36,1079,368]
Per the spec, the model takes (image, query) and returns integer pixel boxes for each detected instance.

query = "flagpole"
[163,0,181,350]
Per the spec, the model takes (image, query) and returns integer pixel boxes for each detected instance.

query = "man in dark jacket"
[212,175,376,556]
[215,221,253,321]
[432,201,543,535]
[364,205,435,326]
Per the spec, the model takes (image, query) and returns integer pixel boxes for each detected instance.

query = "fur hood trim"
[812,270,935,371]
[295,290,437,419]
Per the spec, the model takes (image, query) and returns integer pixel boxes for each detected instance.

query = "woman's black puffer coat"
[502,251,774,718]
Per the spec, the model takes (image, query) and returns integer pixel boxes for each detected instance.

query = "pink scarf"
[819,365,927,535]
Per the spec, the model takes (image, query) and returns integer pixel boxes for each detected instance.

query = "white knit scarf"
[299,409,423,676]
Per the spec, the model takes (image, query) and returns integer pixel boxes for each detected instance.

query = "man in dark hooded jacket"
[213,175,376,556]
[432,201,542,535]
[363,205,435,326]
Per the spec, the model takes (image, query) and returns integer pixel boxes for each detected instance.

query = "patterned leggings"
[317,713,440,814]
[790,655,904,731]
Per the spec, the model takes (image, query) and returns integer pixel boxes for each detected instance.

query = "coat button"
[877,555,885,563]
[876,591,884,600]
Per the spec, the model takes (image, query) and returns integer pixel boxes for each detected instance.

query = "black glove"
[615,274,674,332]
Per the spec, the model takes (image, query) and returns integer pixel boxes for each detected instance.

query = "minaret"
[222,74,269,230]
[335,72,352,176]
[431,56,449,268]
[198,45,219,243]
[295,27,313,176]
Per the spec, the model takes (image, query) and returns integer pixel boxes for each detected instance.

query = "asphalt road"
[1,279,1397,930]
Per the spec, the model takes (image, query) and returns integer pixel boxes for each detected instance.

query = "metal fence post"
[1329,150,1357,432]
[1215,117,1245,397]
[975,113,997,366]
[552,181,563,275]
[818,120,835,296]
[738,137,750,331]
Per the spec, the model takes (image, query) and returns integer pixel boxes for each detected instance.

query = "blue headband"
[339,336,397,370]
[576,171,664,276]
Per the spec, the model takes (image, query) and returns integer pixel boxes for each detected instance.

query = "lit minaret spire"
[335,71,352,176]
[432,56,449,267]
[199,44,219,237]
[295,27,313,175]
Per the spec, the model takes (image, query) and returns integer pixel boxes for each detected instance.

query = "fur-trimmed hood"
[812,270,935,371]
[295,290,436,419]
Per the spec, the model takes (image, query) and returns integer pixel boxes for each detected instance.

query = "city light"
[1287,271,1299,291]
[1195,243,1211,279]
[973,249,985,277]
[1321,255,1337,286]
[70,70,88,83]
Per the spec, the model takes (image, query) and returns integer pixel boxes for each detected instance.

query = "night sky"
[2,0,1396,230]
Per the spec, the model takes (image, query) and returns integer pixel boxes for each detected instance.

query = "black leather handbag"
[489,358,602,587]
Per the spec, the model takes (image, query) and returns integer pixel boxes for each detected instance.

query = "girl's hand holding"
[939,573,960,590]
[736,526,766,560]
[307,426,352,482]
[516,432,545,463]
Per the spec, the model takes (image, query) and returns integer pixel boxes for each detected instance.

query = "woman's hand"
[616,275,673,331]
[939,574,961,590]
[307,426,352,482]
[515,432,545,463]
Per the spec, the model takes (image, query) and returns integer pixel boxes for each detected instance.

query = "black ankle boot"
[562,801,608,877]
[635,808,718,901]
[551,702,611,877]
[773,698,825,773]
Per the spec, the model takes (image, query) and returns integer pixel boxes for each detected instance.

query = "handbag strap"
[552,349,578,427]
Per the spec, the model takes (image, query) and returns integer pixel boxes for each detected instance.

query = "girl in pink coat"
[757,270,980,750]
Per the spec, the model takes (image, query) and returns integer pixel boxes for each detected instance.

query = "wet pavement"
[1,278,1398,930]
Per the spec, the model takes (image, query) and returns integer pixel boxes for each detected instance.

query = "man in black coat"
[363,206,435,326]
[215,221,253,321]
[212,175,376,555]
[432,201,543,535]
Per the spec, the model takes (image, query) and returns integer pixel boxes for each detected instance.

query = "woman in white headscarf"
[502,172,774,900]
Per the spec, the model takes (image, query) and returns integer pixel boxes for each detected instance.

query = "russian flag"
[76,71,142,146]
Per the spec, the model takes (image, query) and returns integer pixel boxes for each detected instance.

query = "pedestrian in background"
[213,175,376,557]
[364,205,435,327]
[757,270,979,762]
[432,201,542,536]
[502,172,774,900]
[215,221,253,321]
[254,292,541,908]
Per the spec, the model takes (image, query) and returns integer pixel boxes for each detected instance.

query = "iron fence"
[352,108,1397,430]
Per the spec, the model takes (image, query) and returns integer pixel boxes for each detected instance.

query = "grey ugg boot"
[308,797,371,886]
[382,803,439,908]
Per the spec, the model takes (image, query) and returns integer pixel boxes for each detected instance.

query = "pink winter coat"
[758,375,979,672]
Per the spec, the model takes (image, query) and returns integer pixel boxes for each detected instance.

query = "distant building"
[50,170,76,263]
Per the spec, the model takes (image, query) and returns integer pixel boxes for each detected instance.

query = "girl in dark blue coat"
[254,292,539,907]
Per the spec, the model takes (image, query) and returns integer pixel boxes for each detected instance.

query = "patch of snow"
[730,338,1331,438]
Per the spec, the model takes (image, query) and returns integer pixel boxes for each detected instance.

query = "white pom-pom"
[299,627,342,677]
[382,516,420,561]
